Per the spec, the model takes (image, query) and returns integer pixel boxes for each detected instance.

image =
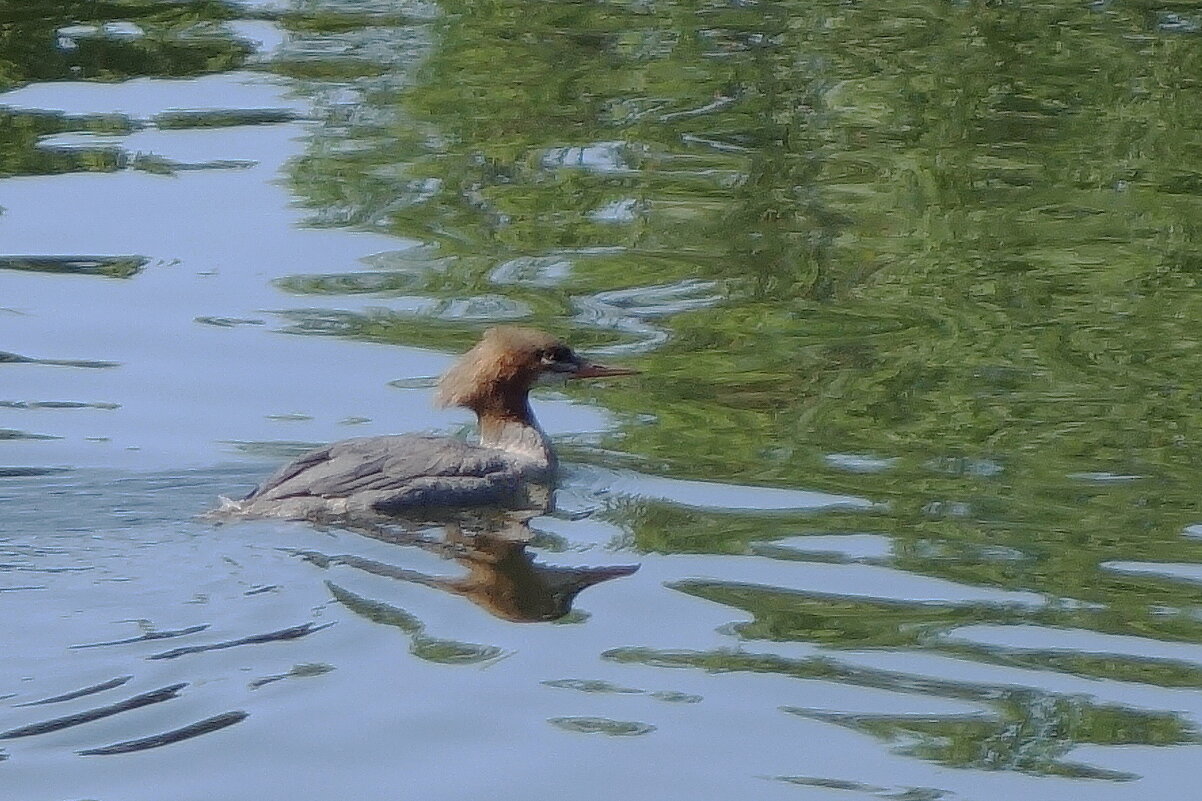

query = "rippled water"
[4,0,1202,798]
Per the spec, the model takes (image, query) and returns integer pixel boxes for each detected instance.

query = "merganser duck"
[223,327,636,521]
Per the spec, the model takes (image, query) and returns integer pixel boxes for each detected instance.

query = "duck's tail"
[200,495,250,521]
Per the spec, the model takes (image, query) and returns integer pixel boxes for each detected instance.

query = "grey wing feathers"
[244,435,512,505]
[244,444,338,500]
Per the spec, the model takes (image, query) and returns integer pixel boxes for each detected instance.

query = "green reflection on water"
[0,255,147,278]
[259,0,1202,773]
[607,645,1196,779]
[0,2,248,91]
[7,0,1202,781]
[0,3,253,178]
[679,577,1202,687]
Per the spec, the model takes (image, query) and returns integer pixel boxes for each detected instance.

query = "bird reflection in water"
[295,518,638,623]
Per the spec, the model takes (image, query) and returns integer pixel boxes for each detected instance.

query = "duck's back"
[231,435,537,520]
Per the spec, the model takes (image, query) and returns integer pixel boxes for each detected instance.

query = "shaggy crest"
[436,327,567,412]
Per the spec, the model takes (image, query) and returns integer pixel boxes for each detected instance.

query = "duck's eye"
[540,346,571,364]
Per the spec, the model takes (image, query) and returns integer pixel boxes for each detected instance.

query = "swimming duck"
[224,327,636,521]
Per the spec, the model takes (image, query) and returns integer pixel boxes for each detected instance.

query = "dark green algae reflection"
[0,1,256,167]
[265,0,1202,777]
[8,0,1202,784]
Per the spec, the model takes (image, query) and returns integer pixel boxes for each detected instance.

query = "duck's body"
[232,434,547,519]
[224,327,633,521]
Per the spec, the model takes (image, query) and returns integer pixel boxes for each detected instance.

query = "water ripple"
[572,279,723,354]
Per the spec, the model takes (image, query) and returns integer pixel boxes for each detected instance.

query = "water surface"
[4,0,1202,798]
